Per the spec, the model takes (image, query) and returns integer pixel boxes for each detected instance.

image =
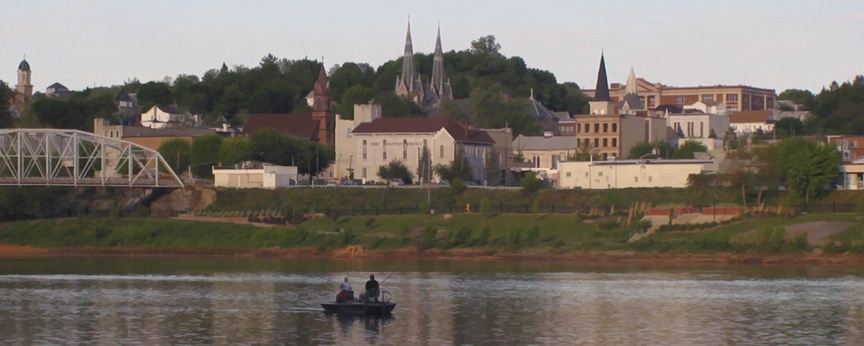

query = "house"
[666,111,730,150]
[729,110,775,134]
[558,159,716,189]
[512,133,578,188]
[336,103,494,184]
[212,162,299,189]
[45,82,71,98]
[141,105,185,129]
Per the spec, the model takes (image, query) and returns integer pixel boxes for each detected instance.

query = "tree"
[778,88,815,110]
[470,35,502,55]
[218,137,254,166]
[416,145,432,184]
[0,81,13,128]
[774,117,804,137]
[135,81,174,110]
[485,148,501,186]
[570,141,598,162]
[158,138,191,174]
[377,160,413,184]
[777,137,841,205]
[434,146,473,183]
[672,141,708,159]
[520,171,542,195]
[190,134,223,178]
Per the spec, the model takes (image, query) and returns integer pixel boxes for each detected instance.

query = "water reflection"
[0,258,863,345]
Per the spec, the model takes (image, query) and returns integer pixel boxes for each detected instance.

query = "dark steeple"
[399,19,416,93]
[430,25,445,95]
[313,63,330,112]
[593,53,611,102]
[312,63,334,144]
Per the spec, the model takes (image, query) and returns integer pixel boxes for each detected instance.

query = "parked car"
[464,181,480,187]
[388,178,405,186]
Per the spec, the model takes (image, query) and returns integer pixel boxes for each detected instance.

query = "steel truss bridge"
[0,129,183,188]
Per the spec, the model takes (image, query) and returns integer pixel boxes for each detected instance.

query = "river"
[1,257,863,345]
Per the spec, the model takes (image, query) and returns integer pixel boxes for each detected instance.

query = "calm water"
[1,257,863,345]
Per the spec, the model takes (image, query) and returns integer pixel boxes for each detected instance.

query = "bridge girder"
[0,129,183,188]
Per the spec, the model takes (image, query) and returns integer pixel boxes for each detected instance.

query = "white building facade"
[212,163,298,189]
[667,112,730,150]
[558,159,716,189]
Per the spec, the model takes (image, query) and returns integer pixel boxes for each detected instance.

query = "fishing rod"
[380,271,397,285]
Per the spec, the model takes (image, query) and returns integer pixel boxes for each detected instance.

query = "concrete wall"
[558,160,712,189]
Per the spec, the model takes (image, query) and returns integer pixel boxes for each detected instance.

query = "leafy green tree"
[672,141,708,159]
[520,171,542,195]
[158,138,191,174]
[777,137,841,204]
[434,146,473,183]
[335,85,375,119]
[774,117,804,137]
[135,81,174,110]
[0,81,14,128]
[377,160,413,184]
[190,134,223,178]
[470,35,502,55]
[778,88,816,110]
[218,138,254,166]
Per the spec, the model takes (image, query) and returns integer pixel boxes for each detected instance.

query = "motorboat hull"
[321,301,396,315]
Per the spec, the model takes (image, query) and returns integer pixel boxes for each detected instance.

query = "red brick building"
[583,78,776,112]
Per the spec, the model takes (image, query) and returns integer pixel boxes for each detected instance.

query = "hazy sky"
[2,0,861,94]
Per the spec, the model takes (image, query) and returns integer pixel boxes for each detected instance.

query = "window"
[603,123,608,133]
[362,140,367,159]
[702,94,714,102]
[423,139,427,148]
[347,127,353,137]
[612,123,618,133]
[594,123,600,132]
[612,138,617,147]
[382,140,387,160]
[676,96,687,104]
[649,176,653,182]
[598,171,603,177]
[440,145,444,158]
[594,138,599,147]
[700,122,704,138]
[602,138,608,147]
[726,94,739,103]
[403,140,408,160]
[635,177,638,182]
[584,123,590,133]
[585,172,589,177]
[566,172,572,177]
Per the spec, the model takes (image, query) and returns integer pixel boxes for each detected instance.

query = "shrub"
[598,220,621,230]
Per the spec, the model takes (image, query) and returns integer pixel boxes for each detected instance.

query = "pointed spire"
[399,17,416,94]
[431,24,446,96]
[315,63,329,95]
[594,53,611,102]
[625,66,638,95]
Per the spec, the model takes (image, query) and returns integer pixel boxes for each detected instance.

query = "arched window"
[382,140,387,160]
[440,145,444,158]
[403,140,408,160]
[362,140,367,159]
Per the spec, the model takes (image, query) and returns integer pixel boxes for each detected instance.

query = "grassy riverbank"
[2,212,864,265]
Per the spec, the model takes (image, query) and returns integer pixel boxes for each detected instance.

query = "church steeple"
[625,66,638,95]
[15,55,33,106]
[593,53,611,102]
[431,25,445,95]
[397,19,416,95]
[312,63,334,144]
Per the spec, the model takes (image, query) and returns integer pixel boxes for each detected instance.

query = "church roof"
[18,59,31,72]
[352,117,494,144]
[47,82,68,91]
[241,113,319,141]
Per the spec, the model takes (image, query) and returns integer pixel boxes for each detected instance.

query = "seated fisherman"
[362,274,380,303]
[336,277,353,302]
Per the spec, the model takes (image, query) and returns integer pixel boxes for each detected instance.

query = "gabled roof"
[352,117,494,144]
[241,113,318,140]
[47,82,68,90]
[156,105,184,114]
[527,97,558,120]
[730,110,773,124]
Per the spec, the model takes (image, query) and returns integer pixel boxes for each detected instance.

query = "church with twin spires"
[394,21,453,108]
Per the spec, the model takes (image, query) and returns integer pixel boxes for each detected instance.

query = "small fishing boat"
[321,290,396,315]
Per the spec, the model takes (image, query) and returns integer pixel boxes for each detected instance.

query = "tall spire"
[593,53,611,102]
[431,24,445,94]
[625,66,638,95]
[399,18,416,93]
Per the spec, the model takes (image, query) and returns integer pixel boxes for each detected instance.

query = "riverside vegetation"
[3,186,864,260]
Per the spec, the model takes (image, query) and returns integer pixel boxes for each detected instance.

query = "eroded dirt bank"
[2,244,864,267]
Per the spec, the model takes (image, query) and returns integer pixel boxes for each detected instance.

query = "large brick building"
[582,70,776,112]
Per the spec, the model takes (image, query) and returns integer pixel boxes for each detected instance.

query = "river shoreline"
[2,244,864,268]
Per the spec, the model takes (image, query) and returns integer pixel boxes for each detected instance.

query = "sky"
[2,0,862,95]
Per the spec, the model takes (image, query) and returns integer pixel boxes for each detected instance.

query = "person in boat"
[336,277,354,303]
[362,274,380,303]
